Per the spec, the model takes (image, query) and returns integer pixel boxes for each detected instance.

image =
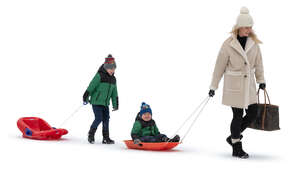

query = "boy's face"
[106,68,115,76]
[141,112,152,121]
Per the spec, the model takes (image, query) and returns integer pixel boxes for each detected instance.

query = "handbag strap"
[257,88,271,130]
[257,88,271,104]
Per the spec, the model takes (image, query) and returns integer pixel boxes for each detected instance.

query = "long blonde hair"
[231,27,262,44]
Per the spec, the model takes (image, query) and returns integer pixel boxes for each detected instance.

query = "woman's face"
[238,27,252,37]
[106,68,115,76]
[141,112,152,121]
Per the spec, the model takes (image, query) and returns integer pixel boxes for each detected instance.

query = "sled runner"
[124,140,180,151]
[17,117,68,140]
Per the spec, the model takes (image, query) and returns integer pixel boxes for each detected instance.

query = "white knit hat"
[235,7,253,28]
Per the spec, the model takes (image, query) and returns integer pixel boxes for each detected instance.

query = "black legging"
[230,104,257,139]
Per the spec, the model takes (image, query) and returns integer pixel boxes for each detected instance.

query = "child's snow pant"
[90,105,110,131]
[139,134,167,142]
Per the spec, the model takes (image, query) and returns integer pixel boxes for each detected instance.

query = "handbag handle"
[257,88,271,130]
[257,88,271,105]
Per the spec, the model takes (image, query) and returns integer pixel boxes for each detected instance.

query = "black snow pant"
[230,104,257,139]
[139,134,168,143]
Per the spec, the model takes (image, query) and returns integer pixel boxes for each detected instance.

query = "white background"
[1,0,299,169]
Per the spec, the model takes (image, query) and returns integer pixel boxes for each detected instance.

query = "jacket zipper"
[105,80,112,105]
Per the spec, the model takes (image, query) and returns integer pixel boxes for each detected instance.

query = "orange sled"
[124,140,180,151]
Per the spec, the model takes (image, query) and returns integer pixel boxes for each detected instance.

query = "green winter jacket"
[85,65,118,109]
[131,116,160,139]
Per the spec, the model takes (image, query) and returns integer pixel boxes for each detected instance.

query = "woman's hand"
[259,83,266,90]
[209,89,215,97]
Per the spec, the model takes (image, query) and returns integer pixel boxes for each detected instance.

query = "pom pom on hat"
[240,7,249,14]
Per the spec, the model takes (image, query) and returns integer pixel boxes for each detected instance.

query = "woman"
[208,7,266,159]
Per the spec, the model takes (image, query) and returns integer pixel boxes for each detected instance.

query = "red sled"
[124,140,180,151]
[17,117,68,140]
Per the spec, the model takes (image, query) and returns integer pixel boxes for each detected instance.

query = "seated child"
[131,102,180,144]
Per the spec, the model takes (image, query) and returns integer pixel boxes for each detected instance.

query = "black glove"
[133,139,141,145]
[208,89,215,97]
[112,107,118,111]
[259,83,266,90]
[83,91,89,103]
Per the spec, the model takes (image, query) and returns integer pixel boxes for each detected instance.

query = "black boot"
[226,135,243,146]
[161,135,169,142]
[102,131,115,144]
[169,135,180,142]
[232,142,249,159]
[88,128,97,144]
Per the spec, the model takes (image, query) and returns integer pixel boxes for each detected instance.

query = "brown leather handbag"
[249,89,280,131]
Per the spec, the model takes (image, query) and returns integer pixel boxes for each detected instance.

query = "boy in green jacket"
[131,102,180,144]
[83,54,118,144]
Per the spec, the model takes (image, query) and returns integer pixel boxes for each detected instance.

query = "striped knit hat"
[103,54,117,70]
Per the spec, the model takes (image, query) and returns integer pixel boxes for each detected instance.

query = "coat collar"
[229,34,255,64]
[245,36,255,53]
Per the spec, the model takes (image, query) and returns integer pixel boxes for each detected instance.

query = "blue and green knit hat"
[139,102,152,116]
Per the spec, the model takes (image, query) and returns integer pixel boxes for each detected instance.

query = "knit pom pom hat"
[235,7,254,29]
[103,54,116,70]
[139,102,152,116]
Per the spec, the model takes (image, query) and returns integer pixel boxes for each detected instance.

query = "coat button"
[244,62,247,65]
[244,75,247,78]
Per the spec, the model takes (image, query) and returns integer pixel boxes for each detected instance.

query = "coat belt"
[225,68,255,76]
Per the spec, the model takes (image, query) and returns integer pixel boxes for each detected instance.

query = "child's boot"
[170,135,180,142]
[102,130,115,144]
[88,128,97,144]
[232,141,249,159]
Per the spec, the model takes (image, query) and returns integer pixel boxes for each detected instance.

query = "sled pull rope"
[58,104,85,128]
[179,96,210,143]
[169,96,209,141]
